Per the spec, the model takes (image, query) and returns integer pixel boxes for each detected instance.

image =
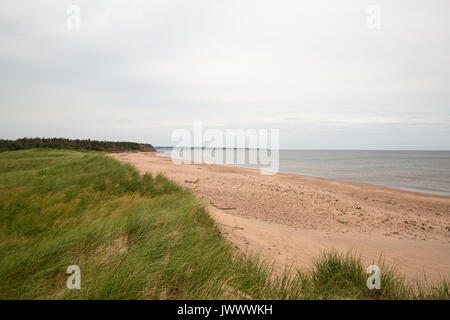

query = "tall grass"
[0,149,447,299]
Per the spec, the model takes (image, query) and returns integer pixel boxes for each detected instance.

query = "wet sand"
[111,152,450,281]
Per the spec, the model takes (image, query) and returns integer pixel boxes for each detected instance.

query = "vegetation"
[0,138,155,153]
[0,149,447,299]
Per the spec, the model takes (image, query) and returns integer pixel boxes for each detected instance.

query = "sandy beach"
[111,152,450,282]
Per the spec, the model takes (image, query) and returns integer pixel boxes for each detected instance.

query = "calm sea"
[156,148,450,196]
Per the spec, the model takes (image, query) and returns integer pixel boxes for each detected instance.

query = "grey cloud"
[0,0,449,148]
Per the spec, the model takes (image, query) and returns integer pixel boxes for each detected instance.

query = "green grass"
[0,149,448,299]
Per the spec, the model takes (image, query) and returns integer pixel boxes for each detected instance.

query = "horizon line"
[154,146,450,151]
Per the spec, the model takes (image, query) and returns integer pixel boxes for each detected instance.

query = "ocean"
[156,148,450,196]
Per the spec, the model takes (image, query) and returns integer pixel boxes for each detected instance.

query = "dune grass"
[0,149,447,299]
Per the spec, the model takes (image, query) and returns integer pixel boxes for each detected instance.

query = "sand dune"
[111,152,450,282]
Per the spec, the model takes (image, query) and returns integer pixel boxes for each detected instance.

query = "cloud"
[0,0,449,149]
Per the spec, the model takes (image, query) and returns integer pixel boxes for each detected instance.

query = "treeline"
[0,138,155,153]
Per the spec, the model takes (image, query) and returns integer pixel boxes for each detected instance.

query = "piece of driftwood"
[218,223,244,230]
[210,201,236,210]
[184,178,199,184]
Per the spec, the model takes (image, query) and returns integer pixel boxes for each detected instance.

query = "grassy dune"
[0,149,447,299]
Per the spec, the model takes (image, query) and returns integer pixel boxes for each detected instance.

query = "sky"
[0,0,449,150]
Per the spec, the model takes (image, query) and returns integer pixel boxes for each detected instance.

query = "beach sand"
[111,152,450,282]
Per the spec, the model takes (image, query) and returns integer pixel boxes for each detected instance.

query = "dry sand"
[111,152,450,282]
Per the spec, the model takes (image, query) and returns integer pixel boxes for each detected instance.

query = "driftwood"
[184,178,199,184]
[218,223,244,230]
[210,201,236,211]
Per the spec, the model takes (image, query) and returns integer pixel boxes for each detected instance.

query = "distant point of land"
[0,137,155,153]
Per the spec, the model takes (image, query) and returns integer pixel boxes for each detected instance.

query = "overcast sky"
[1,0,449,149]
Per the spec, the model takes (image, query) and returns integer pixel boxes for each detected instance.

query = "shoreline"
[157,153,450,199]
[111,151,450,281]
[155,150,450,197]
[262,169,450,198]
